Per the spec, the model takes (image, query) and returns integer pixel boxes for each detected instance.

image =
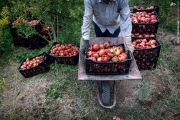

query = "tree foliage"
[8,0,84,44]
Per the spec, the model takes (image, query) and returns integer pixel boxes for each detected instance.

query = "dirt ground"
[118,28,180,106]
[0,28,180,119]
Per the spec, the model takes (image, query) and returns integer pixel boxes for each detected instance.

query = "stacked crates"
[131,5,161,70]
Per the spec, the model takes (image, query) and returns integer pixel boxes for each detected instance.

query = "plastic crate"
[85,50,133,75]
[39,26,53,47]
[26,26,52,48]
[18,53,50,78]
[133,38,161,61]
[10,24,52,49]
[131,33,156,39]
[132,21,159,34]
[133,6,159,15]
[25,31,52,49]
[136,58,158,70]
[24,35,42,49]
[9,24,26,47]
[29,19,44,33]
[132,38,161,70]
[131,11,159,34]
[45,42,79,65]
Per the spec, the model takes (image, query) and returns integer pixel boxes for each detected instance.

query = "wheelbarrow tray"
[78,37,142,81]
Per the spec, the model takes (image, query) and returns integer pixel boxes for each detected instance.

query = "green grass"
[0,1,9,14]
[0,0,180,120]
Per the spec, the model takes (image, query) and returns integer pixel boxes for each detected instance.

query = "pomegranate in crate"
[130,11,159,33]
[85,42,133,75]
[132,38,161,70]
[133,6,159,15]
[45,42,79,65]
[131,33,155,39]
[18,53,49,78]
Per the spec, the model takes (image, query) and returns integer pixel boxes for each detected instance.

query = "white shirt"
[81,0,132,39]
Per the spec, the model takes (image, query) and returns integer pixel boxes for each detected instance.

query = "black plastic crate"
[9,24,26,47]
[10,19,42,48]
[133,6,159,15]
[24,35,41,49]
[39,26,53,47]
[10,24,52,49]
[18,53,50,78]
[136,58,158,70]
[131,11,160,34]
[12,36,26,47]
[24,26,52,49]
[132,38,161,61]
[30,19,44,33]
[132,22,159,34]
[131,33,156,39]
[45,42,79,65]
[85,51,133,75]
[25,33,52,49]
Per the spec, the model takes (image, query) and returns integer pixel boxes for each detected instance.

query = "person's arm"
[119,0,134,53]
[81,0,93,40]
[119,0,132,37]
[80,0,93,55]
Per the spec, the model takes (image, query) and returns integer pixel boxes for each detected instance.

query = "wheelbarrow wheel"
[100,81,110,105]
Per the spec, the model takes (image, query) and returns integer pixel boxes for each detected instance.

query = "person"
[80,0,134,55]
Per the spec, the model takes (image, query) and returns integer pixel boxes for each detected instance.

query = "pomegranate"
[101,56,109,62]
[103,41,110,49]
[113,47,121,56]
[99,43,104,49]
[99,49,107,57]
[92,44,100,51]
[97,57,102,62]
[88,57,96,62]
[111,56,118,62]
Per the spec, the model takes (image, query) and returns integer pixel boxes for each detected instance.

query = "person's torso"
[91,0,121,26]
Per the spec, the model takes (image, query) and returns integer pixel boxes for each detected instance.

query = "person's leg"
[93,22,120,37]
[105,27,120,37]
[93,22,104,37]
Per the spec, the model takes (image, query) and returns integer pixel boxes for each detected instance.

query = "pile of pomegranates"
[131,38,157,49]
[20,55,44,70]
[41,26,51,33]
[131,33,155,38]
[133,6,156,10]
[12,18,40,26]
[130,11,158,23]
[132,38,160,70]
[49,43,79,57]
[86,42,128,62]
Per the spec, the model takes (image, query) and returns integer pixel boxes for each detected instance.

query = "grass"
[1,39,178,120]
[0,0,180,120]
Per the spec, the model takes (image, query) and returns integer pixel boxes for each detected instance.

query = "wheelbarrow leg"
[95,81,117,109]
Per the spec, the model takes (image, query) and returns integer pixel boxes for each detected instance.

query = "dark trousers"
[93,22,120,37]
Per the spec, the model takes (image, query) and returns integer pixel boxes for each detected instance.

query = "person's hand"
[80,39,89,55]
[124,37,134,53]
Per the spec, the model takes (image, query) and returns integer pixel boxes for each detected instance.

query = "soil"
[117,28,180,106]
[0,28,180,119]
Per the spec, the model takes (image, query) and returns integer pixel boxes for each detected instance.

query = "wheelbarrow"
[78,37,142,109]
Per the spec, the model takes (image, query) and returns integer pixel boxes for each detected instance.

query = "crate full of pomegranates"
[85,41,133,75]
[132,38,161,70]
[133,5,159,15]
[130,11,159,33]
[45,42,79,65]
[18,53,50,78]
